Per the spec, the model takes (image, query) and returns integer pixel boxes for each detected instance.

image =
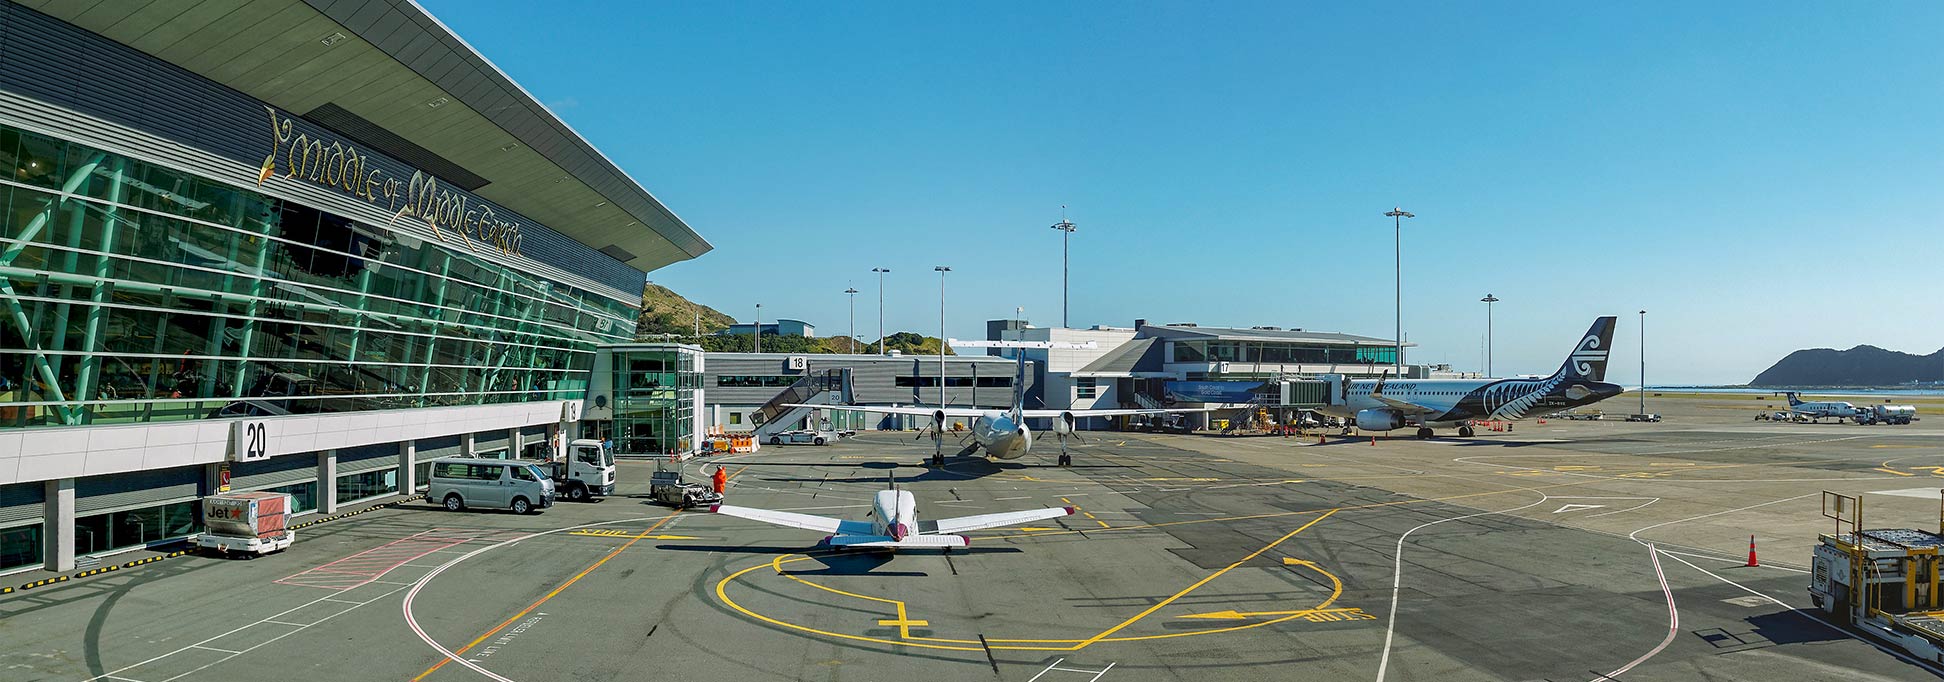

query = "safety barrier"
[5,494,427,595]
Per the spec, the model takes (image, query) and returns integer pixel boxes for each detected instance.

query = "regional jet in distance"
[711,479,1073,550]
[1314,316,1627,439]
[789,340,1213,466]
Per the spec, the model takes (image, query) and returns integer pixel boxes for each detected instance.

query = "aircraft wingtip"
[708,504,721,513]
[1064,506,1078,515]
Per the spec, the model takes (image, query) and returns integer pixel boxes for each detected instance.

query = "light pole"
[845,287,859,353]
[1638,309,1647,414]
[753,303,762,354]
[1051,208,1076,328]
[1480,293,1499,377]
[872,267,890,355]
[1385,207,1414,375]
[935,266,951,409]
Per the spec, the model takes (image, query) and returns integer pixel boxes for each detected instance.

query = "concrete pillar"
[461,432,476,457]
[508,427,522,459]
[43,478,74,571]
[318,450,338,514]
[398,440,417,492]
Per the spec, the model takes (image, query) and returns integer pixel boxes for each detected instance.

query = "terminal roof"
[27,0,711,272]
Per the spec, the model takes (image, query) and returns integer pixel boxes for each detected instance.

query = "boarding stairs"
[750,368,853,440]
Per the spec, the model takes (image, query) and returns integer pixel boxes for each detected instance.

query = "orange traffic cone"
[1745,535,1758,567]
[1370,435,1377,446]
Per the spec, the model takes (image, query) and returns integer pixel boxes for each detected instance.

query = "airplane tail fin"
[1785,392,1803,406]
[1552,316,1618,382]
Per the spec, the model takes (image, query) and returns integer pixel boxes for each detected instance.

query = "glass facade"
[1,523,40,572]
[262,481,318,515]
[335,469,399,504]
[1171,339,1396,365]
[0,123,638,430]
[73,500,200,556]
[608,346,699,455]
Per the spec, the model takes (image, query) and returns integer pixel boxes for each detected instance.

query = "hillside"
[1750,345,1944,386]
[635,282,736,340]
[629,283,953,355]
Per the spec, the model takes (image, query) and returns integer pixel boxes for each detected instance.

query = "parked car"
[769,430,838,446]
[428,457,555,514]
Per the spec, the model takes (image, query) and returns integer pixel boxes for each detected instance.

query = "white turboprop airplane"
[790,340,1213,466]
[710,481,1074,549]
[1784,392,1857,423]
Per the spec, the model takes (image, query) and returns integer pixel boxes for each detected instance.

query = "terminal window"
[1076,378,1098,399]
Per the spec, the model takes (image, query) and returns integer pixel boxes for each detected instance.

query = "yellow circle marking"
[713,509,1344,651]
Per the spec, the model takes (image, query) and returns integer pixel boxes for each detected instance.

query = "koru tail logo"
[1569,335,1607,375]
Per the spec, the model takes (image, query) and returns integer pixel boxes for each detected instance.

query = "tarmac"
[6,396,1944,681]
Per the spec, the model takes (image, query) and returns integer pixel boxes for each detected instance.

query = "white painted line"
[1656,551,1944,674]
[1090,662,1116,681]
[1627,492,1819,543]
[1376,494,1549,682]
[322,598,366,605]
[1594,546,1677,680]
[399,514,675,682]
[1655,547,1808,574]
[262,620,307,627]
[190,645,241,654]
[1026,658,1066,682]
[994,496,1030,501]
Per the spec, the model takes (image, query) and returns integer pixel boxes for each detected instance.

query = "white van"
[428,458,555,514]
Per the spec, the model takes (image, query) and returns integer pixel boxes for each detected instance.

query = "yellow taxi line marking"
[1064,508,1339,649]
[1876,467,1917,476]
[412,511,682,680]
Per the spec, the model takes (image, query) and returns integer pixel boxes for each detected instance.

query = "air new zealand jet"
[1314,316,1626,439]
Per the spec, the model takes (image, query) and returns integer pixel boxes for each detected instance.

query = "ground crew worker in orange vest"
[712,465,728,494]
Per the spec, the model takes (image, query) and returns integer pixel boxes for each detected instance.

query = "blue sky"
[424,1,1944,385]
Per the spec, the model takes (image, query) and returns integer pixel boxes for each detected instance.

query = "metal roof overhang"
[22,0,710,273]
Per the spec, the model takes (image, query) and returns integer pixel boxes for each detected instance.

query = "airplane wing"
[784,404,989,418]
[710,504,875,535]
[919,506,1075,535]
[1368,392,1439,416]
[1018,407,1215,418]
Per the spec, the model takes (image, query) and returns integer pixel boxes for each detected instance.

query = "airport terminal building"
[0,3,707,574]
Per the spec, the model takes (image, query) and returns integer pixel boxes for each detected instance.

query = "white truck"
[550,438,617,502]
[195,491,296,556]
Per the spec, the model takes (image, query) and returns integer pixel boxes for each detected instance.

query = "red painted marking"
[275,530,471,590]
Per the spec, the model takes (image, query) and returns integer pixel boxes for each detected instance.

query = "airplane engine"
[932,409,947,431]
[1053,412,1078,435]
[1355,408,1403,431]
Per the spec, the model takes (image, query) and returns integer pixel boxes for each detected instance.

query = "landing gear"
[932,453,944,466]
[1058,454,1072,467]
[1458,426,1474,438]
[1415,427,1434,439]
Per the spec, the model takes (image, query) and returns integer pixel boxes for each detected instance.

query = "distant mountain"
[1750,345,1944,386]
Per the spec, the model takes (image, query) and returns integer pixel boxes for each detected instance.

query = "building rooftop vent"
[1166,322,1198,327]
[1252,326,1282,331]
